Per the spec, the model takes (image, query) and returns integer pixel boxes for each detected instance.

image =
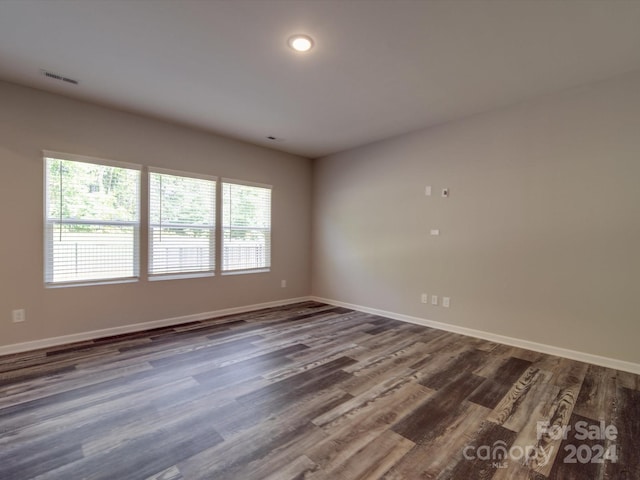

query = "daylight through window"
[44,154,141,285]
[222,181,272,272]
[149,169,216,276]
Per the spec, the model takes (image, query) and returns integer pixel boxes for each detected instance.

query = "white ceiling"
[1,0,640,158]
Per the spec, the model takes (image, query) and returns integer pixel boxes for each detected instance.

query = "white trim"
[43,150,142,170]
[310,296,640,375]
[222,177,272,190]
[148,167,218,182]
[45,278,139,289]
[221,268,270,276]
[5,294,637,375]
[0,297,312,357]
[148,272,215,282]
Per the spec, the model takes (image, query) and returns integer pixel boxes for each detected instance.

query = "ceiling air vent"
[40,69,79,85]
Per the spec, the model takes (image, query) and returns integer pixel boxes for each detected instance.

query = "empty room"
[1,1,639,479]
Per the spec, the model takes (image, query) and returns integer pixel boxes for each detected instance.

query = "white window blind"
[44,154,141,285]
[222,180,272,272]
[149,169,216,276]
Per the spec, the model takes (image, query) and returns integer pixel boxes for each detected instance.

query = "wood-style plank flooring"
[1,302,638,479]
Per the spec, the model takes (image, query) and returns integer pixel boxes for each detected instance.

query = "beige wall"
[312,71,640,364]
[3,69,639,364]
[0,81,312,347]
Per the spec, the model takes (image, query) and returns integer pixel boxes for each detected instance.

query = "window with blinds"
[149,169,216,277]
[44,154,141,285]
[222,180,272,272]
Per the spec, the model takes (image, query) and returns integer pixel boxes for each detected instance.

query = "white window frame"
[43,151,141,287]
[221,178,272,274]
[148,167,217,280]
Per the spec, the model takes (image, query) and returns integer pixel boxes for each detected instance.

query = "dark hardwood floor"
[0,302,638,480]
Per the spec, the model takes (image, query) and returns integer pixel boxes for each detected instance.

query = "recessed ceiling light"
[287,34,314,53]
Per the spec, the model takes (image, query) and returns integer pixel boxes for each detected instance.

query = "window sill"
[45,278,139,289]
[221,268,271,276]
[148,272,215,282]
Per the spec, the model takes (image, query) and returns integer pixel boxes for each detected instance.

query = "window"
[149,169,216,277]
[44,153,140,285]
[222,180,271,272]
[44,152,272,285]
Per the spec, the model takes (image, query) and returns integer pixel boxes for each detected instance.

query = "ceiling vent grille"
[40,69,79,85]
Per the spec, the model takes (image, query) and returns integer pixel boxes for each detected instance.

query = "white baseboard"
[4,295,639,376]
[0,296,313,357]
[311,296,640,375]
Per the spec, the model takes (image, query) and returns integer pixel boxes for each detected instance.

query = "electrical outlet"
[421,293,428,304]
[281,280,287,288]
[430,229,440,236]
[424,185,432,196]
[441,188,449,198]
[431,295,438,306]
[442,297,450,308]
[12,309,25,323]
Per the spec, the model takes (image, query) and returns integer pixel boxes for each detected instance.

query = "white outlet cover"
[442,297,450,308]
[430,229,440,236]
[431,295,438,305]
[421,293,428,304]
[425,185,432,196]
